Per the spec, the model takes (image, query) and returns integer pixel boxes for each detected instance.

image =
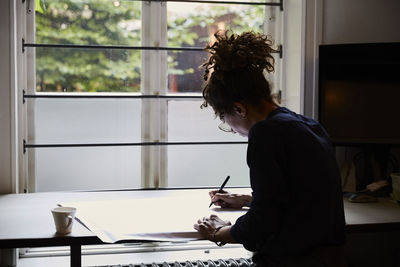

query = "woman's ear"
[233,102,247,118]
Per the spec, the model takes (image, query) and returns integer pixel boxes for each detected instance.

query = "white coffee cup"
[51,207,76,235]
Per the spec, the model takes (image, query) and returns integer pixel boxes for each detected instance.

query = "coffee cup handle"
[66,215,73,229]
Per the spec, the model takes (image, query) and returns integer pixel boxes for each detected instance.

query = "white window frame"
[141,1,168,188]
[14,0,293,193]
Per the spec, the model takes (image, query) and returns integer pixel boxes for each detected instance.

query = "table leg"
[0,249,17,266]
[70,245,81,267]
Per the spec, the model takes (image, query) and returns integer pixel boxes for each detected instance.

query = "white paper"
[62,194,248,243]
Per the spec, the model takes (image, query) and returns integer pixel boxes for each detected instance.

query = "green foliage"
[36,0,141,92]
[35,0,44,13]
[35,0,265,92]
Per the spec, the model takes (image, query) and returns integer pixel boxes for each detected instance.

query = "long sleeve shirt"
[230,107,346,263]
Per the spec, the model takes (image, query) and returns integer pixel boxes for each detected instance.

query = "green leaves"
[35,0,264,93]
[36,0,141,92]
[35,0,44,14]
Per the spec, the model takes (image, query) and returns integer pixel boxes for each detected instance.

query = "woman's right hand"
[209,190,252,209]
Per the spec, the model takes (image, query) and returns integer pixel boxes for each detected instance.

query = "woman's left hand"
[194,214,231,241]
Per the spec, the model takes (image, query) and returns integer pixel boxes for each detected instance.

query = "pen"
[209,175,230,208]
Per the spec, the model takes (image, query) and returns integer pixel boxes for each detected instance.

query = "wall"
[0,0,14,194]
[322,0,400,44]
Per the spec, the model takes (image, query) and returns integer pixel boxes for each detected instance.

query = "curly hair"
[201,30,277,116]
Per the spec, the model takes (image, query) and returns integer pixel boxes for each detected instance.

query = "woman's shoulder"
[248,115,284,141]
[267,107,320,128]
[249,107,321,139]
[251,107,296,131]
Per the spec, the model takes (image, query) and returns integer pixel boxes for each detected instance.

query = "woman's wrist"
[212,224,236,245]
[212,225,226,246]
[241,194,252,207]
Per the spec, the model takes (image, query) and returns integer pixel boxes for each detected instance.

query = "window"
[18,0,283,192]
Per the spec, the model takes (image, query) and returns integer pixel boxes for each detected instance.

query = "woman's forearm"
[214,225,237,244]
[240,194,253,207]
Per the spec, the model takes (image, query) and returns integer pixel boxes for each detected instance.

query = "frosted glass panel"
[168,145,249,188]
[34,98,141,143]
[33,98,142,192]
[168,100,247,142]
[168,101,249,187]
[35,147,141,192]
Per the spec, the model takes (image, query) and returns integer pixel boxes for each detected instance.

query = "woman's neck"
[247,99,279,125]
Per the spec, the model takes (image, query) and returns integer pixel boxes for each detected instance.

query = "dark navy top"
[230,107,345,263]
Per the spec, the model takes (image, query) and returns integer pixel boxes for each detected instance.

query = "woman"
[194,31,346,267]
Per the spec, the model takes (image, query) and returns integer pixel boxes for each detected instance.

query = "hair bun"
[202,31,277,80]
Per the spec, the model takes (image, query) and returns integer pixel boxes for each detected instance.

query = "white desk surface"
[0,188,399,248]
[61,190,249,243]
[343,197,400,230]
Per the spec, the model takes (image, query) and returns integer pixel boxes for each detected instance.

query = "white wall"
[322,0,400,44]
[0,0,13,194]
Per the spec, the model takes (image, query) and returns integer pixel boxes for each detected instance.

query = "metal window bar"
[22,91,248,152]
[136,0,283,11]
[23,140,248,153]
[105,0,281,9]
[22,91,204,103]
[22,42,204,52]
[21,41,283,58]
[21,91,247,152]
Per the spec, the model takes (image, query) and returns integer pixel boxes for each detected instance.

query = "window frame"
[16,0,285,193]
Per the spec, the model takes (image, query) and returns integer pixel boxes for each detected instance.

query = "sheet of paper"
[61,193,248,243]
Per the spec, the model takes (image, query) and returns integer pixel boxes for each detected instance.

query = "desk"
[1,188,400,267]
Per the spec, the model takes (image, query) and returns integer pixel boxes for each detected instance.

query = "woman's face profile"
[223,112,250,137]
